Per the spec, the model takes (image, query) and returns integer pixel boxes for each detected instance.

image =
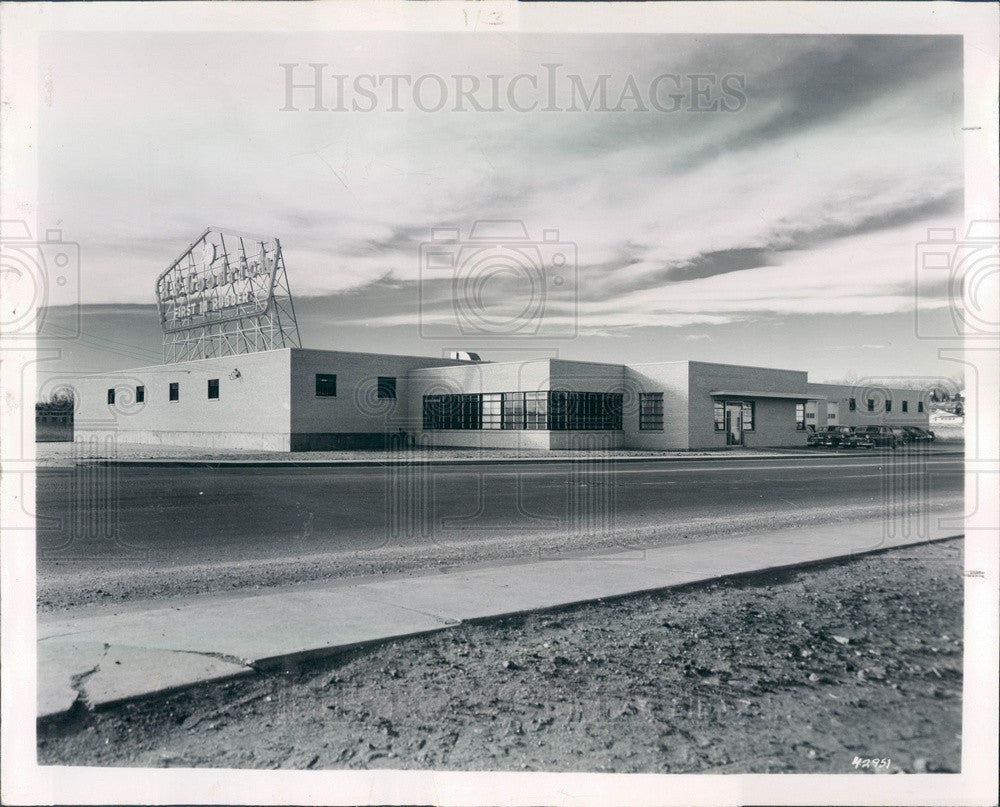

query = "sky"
[34,32,965,390]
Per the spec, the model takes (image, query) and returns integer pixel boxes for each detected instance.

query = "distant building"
[35,400,74,442]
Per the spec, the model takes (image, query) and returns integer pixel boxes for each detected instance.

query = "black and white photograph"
[1,2,997,806]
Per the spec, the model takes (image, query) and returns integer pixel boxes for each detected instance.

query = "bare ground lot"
[38,539,963,774]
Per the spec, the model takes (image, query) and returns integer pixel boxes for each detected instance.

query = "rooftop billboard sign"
[155,227,301,362]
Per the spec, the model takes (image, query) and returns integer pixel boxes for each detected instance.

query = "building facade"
[68,348,932,451]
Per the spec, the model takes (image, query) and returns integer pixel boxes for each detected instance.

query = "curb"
[75,448,963,469]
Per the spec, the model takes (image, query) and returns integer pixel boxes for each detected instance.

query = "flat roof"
[710,390,827,401]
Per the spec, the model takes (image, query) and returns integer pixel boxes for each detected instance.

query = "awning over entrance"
[709,390,827,400]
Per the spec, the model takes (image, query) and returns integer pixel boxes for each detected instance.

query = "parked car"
[857,425,900,448]
[903,426,936,443]
[841,428,875,449]
[808,425,855,447]
[890,427,912,445]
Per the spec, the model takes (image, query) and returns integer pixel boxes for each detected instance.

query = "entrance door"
[725,402,743,446]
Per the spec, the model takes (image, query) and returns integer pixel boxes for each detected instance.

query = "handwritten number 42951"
[852,756,891,770]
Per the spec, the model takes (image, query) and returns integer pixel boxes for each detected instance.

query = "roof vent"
[449,351,481,362]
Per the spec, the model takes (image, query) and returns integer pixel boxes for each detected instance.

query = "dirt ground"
[38,538,963,774]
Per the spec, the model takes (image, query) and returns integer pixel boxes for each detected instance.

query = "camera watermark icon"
[419,220,577,339]
[0,220,81,340]
[914,220,999,340]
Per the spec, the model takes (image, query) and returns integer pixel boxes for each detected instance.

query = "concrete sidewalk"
[37,513,964,720]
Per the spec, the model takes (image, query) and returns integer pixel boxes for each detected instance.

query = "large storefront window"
[713,401,725,431]
[423,391,624,431]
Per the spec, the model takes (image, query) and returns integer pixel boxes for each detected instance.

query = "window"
[742,401,755,431]
[795,402,806,430]
[481,393,503,429]
[503,392,524,430]
[902,400,908,413]
[208,379,220,400]
[422,391,624,431]
[315,373,337,397]
[849,397,857,412]
[918,401,925,413]
[867,398,875,412]
[885,399,892,412]
[713,401,725,431]
[169,382,179,402]
[106,388,115,405]
[377,377,397,399]
[423,393,480,430]
[639,393,664,430]
[553,392,622,430]
[136,385,145,403]
[524,391,548,430]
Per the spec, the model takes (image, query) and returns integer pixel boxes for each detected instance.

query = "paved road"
[36,452,963,572]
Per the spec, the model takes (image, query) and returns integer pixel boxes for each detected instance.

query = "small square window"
[849,398,857,411]
[136,385,145,403]
[867,399,875,412]
[169,382,179,402]
[918,401,925,413]
[377,377,397,399]
[885,400,892,412]
[902,400,908,412]
[208,379,220,400]
[315,373,337,397]
[106,388,115,405]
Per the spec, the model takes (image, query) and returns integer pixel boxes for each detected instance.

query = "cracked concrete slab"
[83,645,253,709]
[38,640,252,715]
[37,640,108,719]
[40,593,456,669]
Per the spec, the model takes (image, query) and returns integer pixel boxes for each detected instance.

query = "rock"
[913,757,928,773]
[832,635,850,645]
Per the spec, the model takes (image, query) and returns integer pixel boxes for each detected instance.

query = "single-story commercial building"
[67,348,932,451]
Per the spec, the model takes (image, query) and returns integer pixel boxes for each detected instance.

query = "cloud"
[39,32,962,339]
